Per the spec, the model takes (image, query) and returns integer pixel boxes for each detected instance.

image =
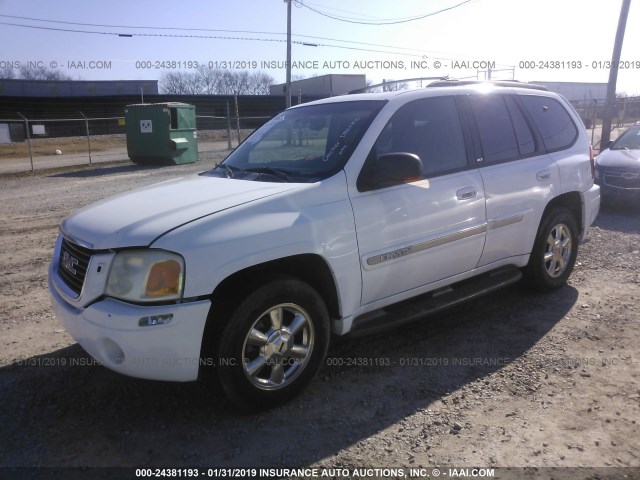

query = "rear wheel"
[215,278,330,410]
[525,207,579,291]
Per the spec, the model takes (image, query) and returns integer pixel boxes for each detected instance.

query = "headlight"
[106,250,185,303]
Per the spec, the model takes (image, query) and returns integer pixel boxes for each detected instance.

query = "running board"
[348,267,522,337]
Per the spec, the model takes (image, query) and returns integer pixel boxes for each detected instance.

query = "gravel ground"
[0,157,638,480]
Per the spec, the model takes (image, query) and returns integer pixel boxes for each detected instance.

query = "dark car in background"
[595,122,640,203]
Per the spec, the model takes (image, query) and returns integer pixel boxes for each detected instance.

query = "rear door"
[348,96,487,306]
[466,93,570,266]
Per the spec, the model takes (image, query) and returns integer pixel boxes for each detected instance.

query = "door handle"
[536,170,552,181]
[456,187,477,200]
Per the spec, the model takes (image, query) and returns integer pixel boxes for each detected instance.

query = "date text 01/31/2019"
[134,60,413,70]
[164,60,493,70]
[134,59,499,71]
[133,59,640,71]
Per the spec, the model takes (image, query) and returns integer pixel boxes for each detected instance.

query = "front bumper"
[49,263,211,382]
[596,181,640,202]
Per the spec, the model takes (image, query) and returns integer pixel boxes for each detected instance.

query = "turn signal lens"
[146,260,182,297]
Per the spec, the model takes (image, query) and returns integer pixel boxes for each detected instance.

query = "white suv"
[49,81,600,408]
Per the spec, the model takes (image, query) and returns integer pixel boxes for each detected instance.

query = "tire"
[525,207,579,292]
[215,278,330,410]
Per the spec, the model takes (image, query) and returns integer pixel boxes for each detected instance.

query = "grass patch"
[0,136,127,158]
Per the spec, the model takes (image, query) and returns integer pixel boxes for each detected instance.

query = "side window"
[520,95,578,151]
[505,96,536,156]
[369,96,467,177]
[469,95,519,164]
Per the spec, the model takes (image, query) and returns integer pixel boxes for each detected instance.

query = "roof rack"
[348,76,450,94]
[426,79,549,91]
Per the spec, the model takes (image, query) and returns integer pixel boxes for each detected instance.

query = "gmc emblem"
[62,251,79,275]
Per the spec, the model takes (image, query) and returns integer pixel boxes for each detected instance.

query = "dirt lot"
[0,156,638,479]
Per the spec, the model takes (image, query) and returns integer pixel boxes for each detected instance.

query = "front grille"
[603,171,640,189]
[58,237,93,296]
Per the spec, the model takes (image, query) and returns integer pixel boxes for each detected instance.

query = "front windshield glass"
[612,125,640,150]
[203,100,385,183]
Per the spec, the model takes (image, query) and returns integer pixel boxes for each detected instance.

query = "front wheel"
[525,207,579,291]
[216,278,330,410]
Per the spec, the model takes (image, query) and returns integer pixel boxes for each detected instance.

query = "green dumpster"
[124,102,198,165]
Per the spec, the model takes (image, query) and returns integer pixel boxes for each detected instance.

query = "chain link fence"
[0,111,269,174]
[0,95,294,174]
[571,96,640,151]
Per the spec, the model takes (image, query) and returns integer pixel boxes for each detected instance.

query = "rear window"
[520,95,578,152]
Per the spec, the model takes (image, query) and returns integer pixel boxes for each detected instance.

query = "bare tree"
[159,69,274,95]
[0,67,16,79]
[218,70,240,95]
[159,72,184,94]
[195,66,220,94]
[248,72,273,95]
[19,65,72,80]
[159,71,204,95]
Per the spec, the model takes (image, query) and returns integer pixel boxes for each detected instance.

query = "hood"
[596,148,640,169]
[61,175,302,249]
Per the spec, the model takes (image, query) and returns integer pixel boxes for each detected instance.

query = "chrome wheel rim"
[241,303,314,390]
[543,223,572,278]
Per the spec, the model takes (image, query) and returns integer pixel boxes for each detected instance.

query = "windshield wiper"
[242,167,293,182]
[215,163,236,178]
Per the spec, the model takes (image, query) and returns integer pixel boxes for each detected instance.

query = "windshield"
[612,125,640,150]
[202,100,385,183]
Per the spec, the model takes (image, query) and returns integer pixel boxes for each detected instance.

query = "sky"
[0,0,639,95]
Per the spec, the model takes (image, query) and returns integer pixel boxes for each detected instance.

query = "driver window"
[370,96,468,177]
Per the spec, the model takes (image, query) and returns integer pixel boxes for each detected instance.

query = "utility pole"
[600,0,632,149]
[285,0,292,108]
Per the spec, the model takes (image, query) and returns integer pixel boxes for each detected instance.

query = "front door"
[348,96,487,306]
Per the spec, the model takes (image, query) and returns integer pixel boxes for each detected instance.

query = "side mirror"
[360,152,423,191]
[605,140,614,150]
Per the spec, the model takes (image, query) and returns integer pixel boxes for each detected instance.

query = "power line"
[297,1,385,20]
[0,14,429,55]
[0,13,284,34]
[0,21,461,60]
[0,21,120,36]
[294,0,478,25]
[0,22,289,42]
[0,8,512,68]
[0,4,481,29]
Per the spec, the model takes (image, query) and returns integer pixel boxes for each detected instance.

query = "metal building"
[269,74,367,98]
[0,79,159,97]
[532,81,607,103]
